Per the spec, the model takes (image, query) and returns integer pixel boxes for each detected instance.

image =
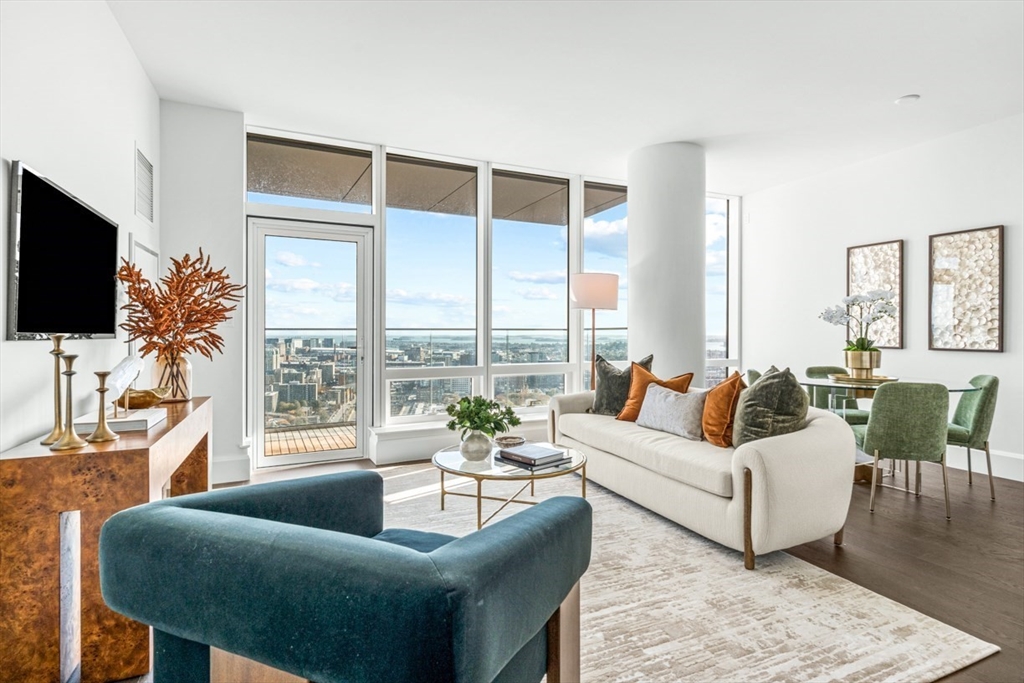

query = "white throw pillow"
[636,384,707,441]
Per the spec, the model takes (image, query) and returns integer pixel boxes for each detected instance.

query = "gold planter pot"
[845,350,881,379]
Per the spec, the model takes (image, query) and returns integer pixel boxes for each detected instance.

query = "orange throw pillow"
[703,371,747,447]
[617,363,694,422]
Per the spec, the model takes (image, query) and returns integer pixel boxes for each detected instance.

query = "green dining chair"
[948,375,999,501]
[851,382,951,519]
[805,366,871,425]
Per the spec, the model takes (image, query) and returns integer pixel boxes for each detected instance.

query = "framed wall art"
[929,225,1003,352]
[847,239,903,348]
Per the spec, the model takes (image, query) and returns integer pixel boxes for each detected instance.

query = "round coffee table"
[431,445,587,529]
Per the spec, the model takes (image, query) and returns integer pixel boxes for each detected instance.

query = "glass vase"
[459,430,493,462]
[153,354,193,402]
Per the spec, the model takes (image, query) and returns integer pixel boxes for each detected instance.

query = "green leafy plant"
[445,396,521,438]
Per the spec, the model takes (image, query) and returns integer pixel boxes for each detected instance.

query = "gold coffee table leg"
[582,464,587,498]
[477,479,483,530]
[440,471,445,510]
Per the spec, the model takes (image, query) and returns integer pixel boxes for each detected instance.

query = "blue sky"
[254,192,728,338]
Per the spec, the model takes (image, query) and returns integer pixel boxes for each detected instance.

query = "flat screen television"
[7,161,119,340]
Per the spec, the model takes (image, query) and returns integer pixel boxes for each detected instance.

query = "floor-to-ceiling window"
[384,155,479,419]
[582,182,628,389]
[246,130,741,447]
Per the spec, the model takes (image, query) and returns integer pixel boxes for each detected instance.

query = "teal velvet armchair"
[99,471,593,683]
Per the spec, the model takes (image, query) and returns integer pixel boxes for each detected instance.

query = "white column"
[627,142,706,381]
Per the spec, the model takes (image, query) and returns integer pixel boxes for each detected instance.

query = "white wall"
[743,114,1024,479]
[159,101,249,484]
[0,1,160,451]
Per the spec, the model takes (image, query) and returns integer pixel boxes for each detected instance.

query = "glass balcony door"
[250,218,372,468]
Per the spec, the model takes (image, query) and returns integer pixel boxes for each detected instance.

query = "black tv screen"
[7,161,119,339]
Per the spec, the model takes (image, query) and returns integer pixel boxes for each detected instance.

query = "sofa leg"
[154,629,210,683]
[743,468,754,570]
[834,526,844,546]
[547,581,581,683]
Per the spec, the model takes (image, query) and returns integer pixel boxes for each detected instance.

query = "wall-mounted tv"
[7,161,119,340]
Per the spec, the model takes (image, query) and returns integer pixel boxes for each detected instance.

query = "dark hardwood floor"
[787,464,1024,683]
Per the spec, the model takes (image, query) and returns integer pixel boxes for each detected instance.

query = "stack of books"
[495,442,572,471]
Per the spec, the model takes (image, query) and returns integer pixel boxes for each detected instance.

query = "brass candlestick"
[50,355,87,451]
[85,371,119,443]
[40,334,68,445]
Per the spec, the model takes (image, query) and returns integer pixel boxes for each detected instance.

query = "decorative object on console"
[617,364,694,422]
[593,354,653,416]
[84,371,119,443]
[445,395,521,461]
[117,249,245,401]
[929,225,1003,352]
[848,240,903,348]
[570,272,620,390]
[635,384,707,440]
[50,355,87,451]
[119,387,171,409]
[702,371,747,447]
[41,333,68,445]
[819,289,897,379]
[75,408,167,435]
[733,367,809,447]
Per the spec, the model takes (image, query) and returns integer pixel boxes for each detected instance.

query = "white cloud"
[706,248,727,276]
[275,251,309,267]
[514,287,559,301]
[267,279,355,301]
[265,268,272,280]
[508,270,566,284]
[387,289,471,307]
[706,212,727,247]
[583,217,628,259]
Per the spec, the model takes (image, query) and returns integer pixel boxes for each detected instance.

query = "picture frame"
[847,239,903,349]
[928,225,1003,352]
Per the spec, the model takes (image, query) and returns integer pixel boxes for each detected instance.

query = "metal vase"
[845,350,882,379]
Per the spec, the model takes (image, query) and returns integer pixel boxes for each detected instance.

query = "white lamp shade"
[570,272,619,310]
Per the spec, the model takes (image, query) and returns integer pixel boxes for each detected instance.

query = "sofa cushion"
[618,364,694,422]
[593,354,653,416]
[703,371,747,447]
[733,367,809,446]
[558,412,734,497]
[636,385,706,441]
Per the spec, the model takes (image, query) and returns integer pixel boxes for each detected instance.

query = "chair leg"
[967,447,973,485]
[941,453,951,521]
[833,526,844,546]
[154,629,210,683]
[904,460,909,491]
[915,461,921,497]
[546,581,581,683]
[869,450,880,513]
[985,441,996,501]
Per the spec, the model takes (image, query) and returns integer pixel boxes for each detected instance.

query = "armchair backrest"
[805,365,851,410]
[951,375,999,448]
[863,382,948,462]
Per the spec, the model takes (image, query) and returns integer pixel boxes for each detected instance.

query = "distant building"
[265,347,281,371]
[274,382,318,403]
[264,390,279,413]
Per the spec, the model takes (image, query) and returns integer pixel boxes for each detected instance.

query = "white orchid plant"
[819,290,898,352]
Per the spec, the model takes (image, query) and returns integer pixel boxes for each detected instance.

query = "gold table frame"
[432,446,587,529]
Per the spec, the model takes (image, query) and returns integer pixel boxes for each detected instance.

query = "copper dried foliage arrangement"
[117,249,245,362]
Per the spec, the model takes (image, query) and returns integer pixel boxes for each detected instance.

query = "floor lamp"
[570,272,620,390]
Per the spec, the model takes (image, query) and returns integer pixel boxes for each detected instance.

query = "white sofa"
[548,391,855,569]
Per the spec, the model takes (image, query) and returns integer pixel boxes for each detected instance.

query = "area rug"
[379,462,999,683]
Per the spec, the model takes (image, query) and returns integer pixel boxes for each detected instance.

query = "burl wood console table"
[0,397,212,683]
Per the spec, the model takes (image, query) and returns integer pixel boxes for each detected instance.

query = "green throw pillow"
[593,354,654,416]
[733,367,808,446]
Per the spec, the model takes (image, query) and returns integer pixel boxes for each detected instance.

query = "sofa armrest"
[430,496,592,683]
[548,391,595,443]
[731,408,855,554]
[152,470,384,538]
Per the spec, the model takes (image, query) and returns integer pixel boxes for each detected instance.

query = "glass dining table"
[794,375,980,482]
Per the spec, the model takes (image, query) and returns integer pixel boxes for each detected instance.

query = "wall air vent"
[135,147,154,223]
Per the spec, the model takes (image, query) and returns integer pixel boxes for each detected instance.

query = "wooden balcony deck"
[265,424,357,457]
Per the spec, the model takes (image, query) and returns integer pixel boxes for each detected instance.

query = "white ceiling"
[107,0,1023,195]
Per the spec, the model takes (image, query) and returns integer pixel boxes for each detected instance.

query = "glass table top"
[794,375,980,392]
[432,444,586,480]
